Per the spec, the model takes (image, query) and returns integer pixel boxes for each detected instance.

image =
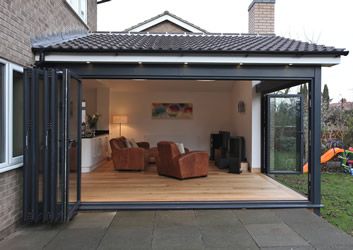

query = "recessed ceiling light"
[86,61,91,64]
[138,61,143,65]
[184,62,188,65]
[132,79,146,81]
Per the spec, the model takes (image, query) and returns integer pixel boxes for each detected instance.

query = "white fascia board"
[36,53,341,66]
[129,15,204,33]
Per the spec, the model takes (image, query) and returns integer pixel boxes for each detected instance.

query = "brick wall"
[0,169,22,240]
[143,21,189,33]
[87,0,97,32]
[0,0,97,66]
[0,0,96,240]
[248,0,275,34]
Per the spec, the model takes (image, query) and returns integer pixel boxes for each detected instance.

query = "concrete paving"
[1,209,352,250]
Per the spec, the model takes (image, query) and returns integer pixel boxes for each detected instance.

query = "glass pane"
[0,64,4,163]
[37,73,45,205]
[269,96,301,172]
[56,75,64,213]
[12,70,24,157]
[68,78,79,205]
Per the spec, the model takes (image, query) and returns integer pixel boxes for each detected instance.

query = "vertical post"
[309,67,322,215]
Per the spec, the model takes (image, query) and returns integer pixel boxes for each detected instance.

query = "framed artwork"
[238,101,246,113]
[152,103,193,119]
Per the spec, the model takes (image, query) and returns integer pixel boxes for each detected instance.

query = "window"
[67,0,87,23]
[0,59,23,173]
[11,67,24,159]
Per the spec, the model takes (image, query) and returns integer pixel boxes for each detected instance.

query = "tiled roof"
[124,10,208,33]
[32,32,349,56]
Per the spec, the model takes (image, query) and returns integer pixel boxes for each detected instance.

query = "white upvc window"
[67,0,88,23]
[0,58,24,173]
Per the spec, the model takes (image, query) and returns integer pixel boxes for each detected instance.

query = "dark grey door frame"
[39,62,322,213]
[23,69,82,224]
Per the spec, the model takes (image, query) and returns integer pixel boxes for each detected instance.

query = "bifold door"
[23,69,81,224]
[265,94,304,174]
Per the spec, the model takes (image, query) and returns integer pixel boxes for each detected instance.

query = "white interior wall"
[82,87,97,116]
[231,81,253,166]
[251,81,262,169]
[109,89,233,151]
[82,79,260,166]
[82,86,110,130]
[96,87,110,130]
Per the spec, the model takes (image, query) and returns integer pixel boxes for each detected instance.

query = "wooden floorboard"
[77,160,307,202]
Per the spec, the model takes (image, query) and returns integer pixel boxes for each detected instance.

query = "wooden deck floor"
[80,160,306,202]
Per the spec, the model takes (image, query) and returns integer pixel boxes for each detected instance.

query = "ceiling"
[82,79,243,92]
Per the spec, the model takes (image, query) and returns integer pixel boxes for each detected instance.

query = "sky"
[97,0,352,102]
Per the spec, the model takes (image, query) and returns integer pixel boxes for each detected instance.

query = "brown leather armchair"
[110,137,146,171]
[156,141,209,179]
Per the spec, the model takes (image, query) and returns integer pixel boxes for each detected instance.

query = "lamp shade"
[112,115,128,124]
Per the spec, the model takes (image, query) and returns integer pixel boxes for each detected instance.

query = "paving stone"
[261,247,314,250]
[152,225,203,250]
[235,209,283,225]
[275,209,325,225]
[155,210,196,227]
[44,228,105,250]
[195,209,241,226]
[315,246,353,250]
[205,248,259,250]
[200,224,259,249]
[0,227,59,250]
[287,222,353,248]
[98,226,153,250]
[245,223,309,248]
[66,212,116,229]
[2,209,353,250]
[111,211,155,227]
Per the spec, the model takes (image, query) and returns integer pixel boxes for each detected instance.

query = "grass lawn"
[275,172,353,237]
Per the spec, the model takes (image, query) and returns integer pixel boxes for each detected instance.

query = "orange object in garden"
[303,148,345,173]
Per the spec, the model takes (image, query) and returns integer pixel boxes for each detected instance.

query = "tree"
[322,84,330,110]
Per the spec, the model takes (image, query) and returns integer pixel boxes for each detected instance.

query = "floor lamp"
[112,115,128,136]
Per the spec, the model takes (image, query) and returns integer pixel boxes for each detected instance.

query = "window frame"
[0,58,24,173]
[0,59,9,170]
[66,0,88,24]
[9,64,24,167]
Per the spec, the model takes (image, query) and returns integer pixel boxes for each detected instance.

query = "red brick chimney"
[248,0,276,34]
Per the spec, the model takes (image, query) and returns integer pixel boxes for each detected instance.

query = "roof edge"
[124,10,208,33]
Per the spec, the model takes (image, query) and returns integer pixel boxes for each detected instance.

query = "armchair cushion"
[175,143,185,154]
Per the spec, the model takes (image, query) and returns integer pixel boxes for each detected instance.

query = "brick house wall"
[0,0,97,66]
[0,0,96,240]
[143,21,189,33]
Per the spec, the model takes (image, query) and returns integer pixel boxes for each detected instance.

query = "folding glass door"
[23,69,81,223]
[265,94,304,174]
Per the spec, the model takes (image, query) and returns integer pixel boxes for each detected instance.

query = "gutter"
[97,0,111,4]
[33,52,342,67]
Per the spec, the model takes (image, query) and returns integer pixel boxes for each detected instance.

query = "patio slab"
[245,223,309,248]
[0,209,352,250]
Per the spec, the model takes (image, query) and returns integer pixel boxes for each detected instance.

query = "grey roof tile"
[32,32,349,56]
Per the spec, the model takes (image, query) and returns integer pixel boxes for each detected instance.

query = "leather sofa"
[110,137,149,171]
[156,141,209,179]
